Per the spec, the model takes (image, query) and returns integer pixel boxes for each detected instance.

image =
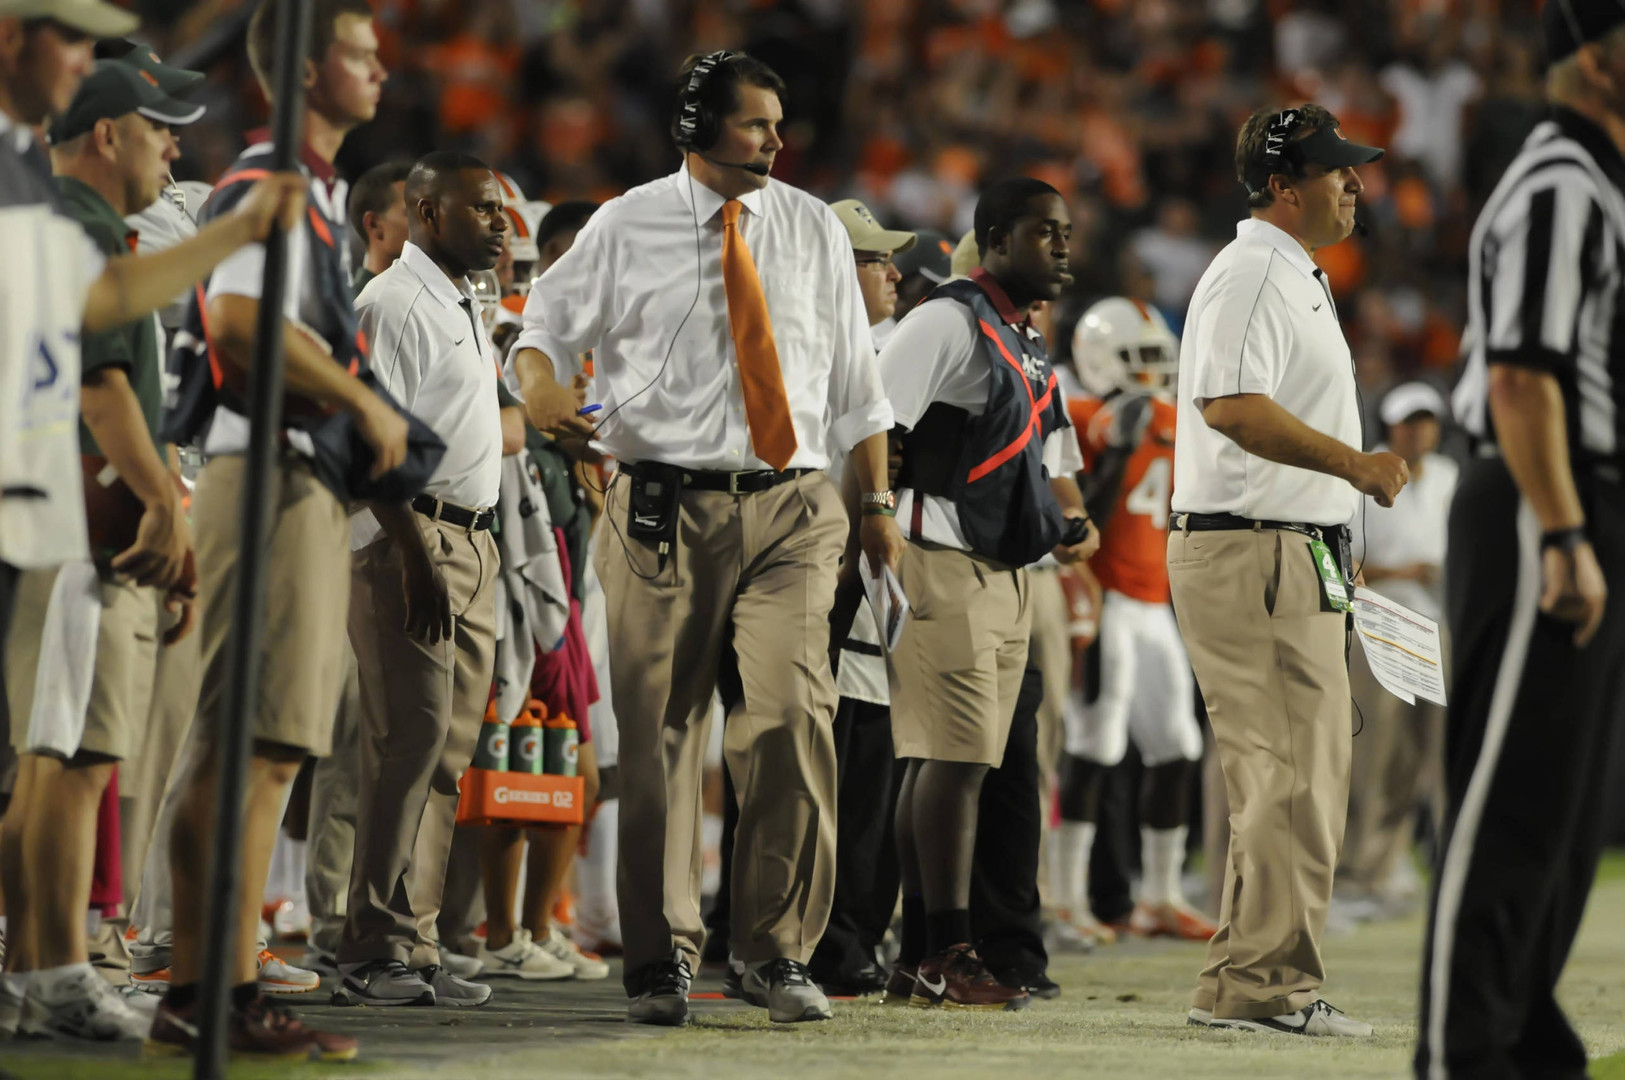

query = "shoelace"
[647,957,693,995]
[763,958,814,987]
[1308,1000,1346,1018]
[361,959,415,985]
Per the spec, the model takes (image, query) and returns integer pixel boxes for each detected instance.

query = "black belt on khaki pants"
[1170,511,1348,546]
[411,494,495,531]
[624,461,816,495]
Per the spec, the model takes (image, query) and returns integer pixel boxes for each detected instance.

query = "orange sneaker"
[130,967,171,993]
[1127,901,1218,942]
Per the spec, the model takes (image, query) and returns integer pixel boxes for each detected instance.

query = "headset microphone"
[1353,215,1370,238]
[700,153,770,177]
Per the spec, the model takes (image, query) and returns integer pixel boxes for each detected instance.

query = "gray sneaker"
[742,959,831,1023]
[1209,999,1373,1037]
[1188,1007,1214,1027]
[416,964,491,1007]
[628,953,691,1027]
[331,959,435,1006]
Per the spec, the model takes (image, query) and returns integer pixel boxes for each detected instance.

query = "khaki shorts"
[192,454,350,757]
[887,542,1033,766]
[7,569,160,761]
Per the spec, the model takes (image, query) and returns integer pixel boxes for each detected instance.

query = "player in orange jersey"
[1048,298,1215,947]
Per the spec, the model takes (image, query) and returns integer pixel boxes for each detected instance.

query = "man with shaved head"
[332,150,509,1007]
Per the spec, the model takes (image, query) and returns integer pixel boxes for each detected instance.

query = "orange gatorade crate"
[456,767,585,827]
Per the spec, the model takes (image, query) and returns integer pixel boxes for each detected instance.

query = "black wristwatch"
[1541,526,1588,554]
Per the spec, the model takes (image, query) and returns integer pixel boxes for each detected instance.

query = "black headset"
[670,49,743,152]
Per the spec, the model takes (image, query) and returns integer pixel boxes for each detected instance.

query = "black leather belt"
[1170,511,1348,545]
[412,494,495,531]
[627,462,816,495]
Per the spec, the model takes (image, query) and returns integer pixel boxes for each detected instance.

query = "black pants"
[810,693,901,977]
[1415,458,1625,1080]
[971,659,1049,979]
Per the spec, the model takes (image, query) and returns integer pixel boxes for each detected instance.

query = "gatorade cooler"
[471,700,510,772]
[543,712,579,777]
[510,701,545,775]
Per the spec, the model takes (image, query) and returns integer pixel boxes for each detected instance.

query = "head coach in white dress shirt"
[512,50,903,1027]
[1168,105,1408,1038]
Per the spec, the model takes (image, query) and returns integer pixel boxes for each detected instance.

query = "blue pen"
[579,404,602,417]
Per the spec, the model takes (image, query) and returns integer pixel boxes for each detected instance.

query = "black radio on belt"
[625,462,683,555]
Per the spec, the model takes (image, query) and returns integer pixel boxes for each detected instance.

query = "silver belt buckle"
[729,471,743,496]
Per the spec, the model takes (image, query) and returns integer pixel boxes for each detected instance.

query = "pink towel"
[529,527,599,740]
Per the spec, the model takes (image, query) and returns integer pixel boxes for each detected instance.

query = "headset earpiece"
[671,49,742,153]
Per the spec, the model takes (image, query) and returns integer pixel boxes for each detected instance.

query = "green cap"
[48,56,205,145]
[0,0,139,37]
[101,39,206,96]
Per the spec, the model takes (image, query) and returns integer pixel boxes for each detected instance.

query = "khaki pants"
[1025,567,1070,782]
[1339,633,1446,893]
[192,455,351,756]
[341,517,498,967]
[7,570,160,761]
[305,646,359,955]
[596,471,843,982]
[121,600,202,913]
[1167,526,1351,1020]
[888,544,1032,767]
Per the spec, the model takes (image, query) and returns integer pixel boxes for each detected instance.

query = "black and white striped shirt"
[1454,107,1625,473]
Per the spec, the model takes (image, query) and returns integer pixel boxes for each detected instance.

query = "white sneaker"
[17,964,147,1040]
[257,949,321,994]
[741,959,831,1023]
[475,929,572,981]
[437,947,484,981]
[1187,1007,1214,1027]
[540,927,609,980]
[0,973,27,1038]
[1210,999,1374,1037]
[417,964,492,1007]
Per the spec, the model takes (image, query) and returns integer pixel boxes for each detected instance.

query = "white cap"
[1380,381,1447,426]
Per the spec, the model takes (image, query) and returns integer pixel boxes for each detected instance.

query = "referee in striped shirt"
[1418,4,1625,1076]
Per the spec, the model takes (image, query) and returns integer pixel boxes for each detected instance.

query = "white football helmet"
[504,199,550,284]
[1071,296,1179,397]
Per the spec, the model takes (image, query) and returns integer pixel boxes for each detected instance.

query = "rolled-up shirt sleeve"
[514,213,611,385]
[822,208,894,451]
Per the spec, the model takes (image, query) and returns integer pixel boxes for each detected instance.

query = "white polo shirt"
[349,241,502,549]
[1171,218,1362,527]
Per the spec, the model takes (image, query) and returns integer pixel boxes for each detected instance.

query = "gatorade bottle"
[509,700,546,775]
[471,699,510,771]
[543,712,579,777]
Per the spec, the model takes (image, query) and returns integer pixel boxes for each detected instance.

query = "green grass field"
[6,857,1625,1080]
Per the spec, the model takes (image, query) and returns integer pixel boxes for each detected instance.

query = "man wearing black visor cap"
[1170,103,1406,1038]
[1417,2,1625,1077]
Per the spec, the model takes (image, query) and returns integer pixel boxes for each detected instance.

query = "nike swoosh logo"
[919,974,946,995]
[1312,303,1323,311]
[455,337,467,346]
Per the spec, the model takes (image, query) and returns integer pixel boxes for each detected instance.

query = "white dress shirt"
[1172,218,1363,527]
[349,241,502,549]
[514,164,892,470]
[879,288,1084,553]
[1354,448,1458,620]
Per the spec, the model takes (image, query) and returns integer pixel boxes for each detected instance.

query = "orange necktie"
[720,199,798,471]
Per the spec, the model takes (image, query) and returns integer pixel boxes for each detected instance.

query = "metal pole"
[194,0,312,1075]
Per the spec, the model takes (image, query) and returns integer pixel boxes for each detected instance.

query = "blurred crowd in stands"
[131,0,1547,411]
